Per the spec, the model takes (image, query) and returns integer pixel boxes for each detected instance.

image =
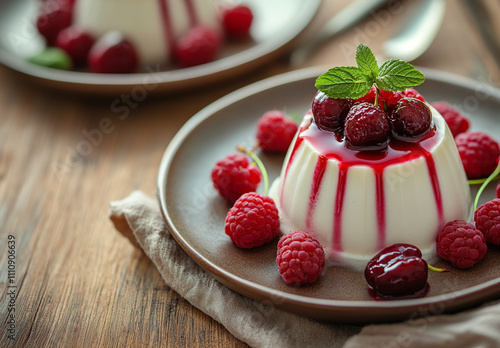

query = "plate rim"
[157,67,500,322]
[0,0,322,92]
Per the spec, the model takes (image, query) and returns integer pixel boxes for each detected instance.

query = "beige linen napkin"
[109,190,500,348]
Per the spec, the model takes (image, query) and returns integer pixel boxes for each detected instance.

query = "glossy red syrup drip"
[184,0,199,27]
[375,170,386,250]
[158,0,176,61]
[306,155,328,230]
[288,120,443,252]
[333,165,348,252]
[424,155,444,227]
[279,126,306,205]
[158,0,200,61]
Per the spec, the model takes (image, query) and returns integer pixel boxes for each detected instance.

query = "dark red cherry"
[36,1,73,45]
[55,26,95,66]
[364,243,429,300]
[391,97,432,139]
[88,31,139,74]
[344,102,390,149]
[311,91,351,132]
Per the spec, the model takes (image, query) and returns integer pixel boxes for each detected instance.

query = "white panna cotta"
[74,0,220,66]
[270,106,471,271]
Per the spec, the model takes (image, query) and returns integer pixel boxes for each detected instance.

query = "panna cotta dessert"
[270,93,471,271]
[73,0,221,66]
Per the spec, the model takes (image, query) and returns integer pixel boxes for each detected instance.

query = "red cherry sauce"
[158,0,200,60]
[280,117,444,253]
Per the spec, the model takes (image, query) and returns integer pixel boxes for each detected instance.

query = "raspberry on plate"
[276,231,325,286]
[344,102,390,149]
[221,5,253,38]
[436,220,487,269]
[211,153,261,203]
[311,91,351,132]
[224,192,279,248]
[455,132,500,179]
[175,26,222,68]
[474,198,500,245]
[256,110,298,153]
[431,101,470,137]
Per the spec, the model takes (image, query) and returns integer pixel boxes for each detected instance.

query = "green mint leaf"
[315,66,373,99]
[355,43,378,78]
[375,59,425,91]
[27,48,72,70]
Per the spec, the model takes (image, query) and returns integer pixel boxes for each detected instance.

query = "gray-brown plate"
[0,0,320,95]
[157,67,500,323]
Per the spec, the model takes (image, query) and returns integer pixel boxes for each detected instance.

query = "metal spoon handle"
[290,0,390,66]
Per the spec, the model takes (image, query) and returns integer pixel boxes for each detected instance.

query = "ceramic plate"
[157,67,500,323]
[0,0,320,95]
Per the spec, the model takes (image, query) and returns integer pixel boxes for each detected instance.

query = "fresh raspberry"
[55,26,95,66]
[344,102,390,149]
[474,198,500,245]
[88,31,139,74]
[455,132,500,179]
[353,87,404,111]
[36,1,73,45]
[256,110,298,153]
[311,91,351,131]
[390,98,432,139]
[221,5,253,38]
[211,153,261,203]
[431,101,470,138]
[353,86,377,105]
[276,231,325,286]
[401,88,425,102]
[379,89,403,111]
[224,192,280,248]
[175,26,222,67]
[436,220,487,269]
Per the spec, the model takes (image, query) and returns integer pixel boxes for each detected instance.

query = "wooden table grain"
[1,1,499,347]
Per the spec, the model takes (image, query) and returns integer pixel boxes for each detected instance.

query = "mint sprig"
[315,44,425,99]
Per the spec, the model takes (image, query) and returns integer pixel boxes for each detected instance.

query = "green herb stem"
[428,264,448,272]
[238,145,269,196]
[468,174,500,185]
[473,159,500,211]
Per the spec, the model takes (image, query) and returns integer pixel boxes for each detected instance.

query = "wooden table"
[2,0,499,346]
